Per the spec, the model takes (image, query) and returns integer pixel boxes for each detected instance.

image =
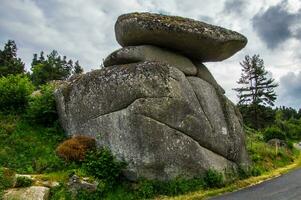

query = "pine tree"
[234,54,278,129]
[39,51,45,62]
[73,61,83,74]
[0,40,25,76]
[32,53,39,66]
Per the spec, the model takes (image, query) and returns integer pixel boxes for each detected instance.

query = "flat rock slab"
[3,186,50,200]
[103,45,197,75]
[115,12,247,62]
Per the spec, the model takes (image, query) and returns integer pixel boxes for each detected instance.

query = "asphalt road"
[210,168,301,200]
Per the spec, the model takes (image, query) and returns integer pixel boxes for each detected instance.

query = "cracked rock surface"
[55,61,249,181]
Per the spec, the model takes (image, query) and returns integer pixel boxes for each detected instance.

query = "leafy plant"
[136,179,156,199]
[26,83,58,126]
[203,169,224,188]
[0,74,34,113]
[237,165,262,180]
[83,148,126,186]
[135,177,205,198]
[263,126,286,142]
[15,176,33,187]
[0,167,15,189]
[49,184,72,200]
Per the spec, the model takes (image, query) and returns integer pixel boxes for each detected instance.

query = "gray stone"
[3,186,49,200]
[267,139,287,147]
[55,61,249,181]
[103,45,197,75]
[194,62,225,94]
[115,12,247,62]
[67,175,97,195]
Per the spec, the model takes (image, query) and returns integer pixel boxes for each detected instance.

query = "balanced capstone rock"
[115,12,247,62]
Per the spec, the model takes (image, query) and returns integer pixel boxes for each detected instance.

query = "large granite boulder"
[55,12,249,181]
[115,12,247,62]
[103,45,197,75]
[55,61,249,181]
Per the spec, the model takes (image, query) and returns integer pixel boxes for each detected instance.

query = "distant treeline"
[0,40,84,87]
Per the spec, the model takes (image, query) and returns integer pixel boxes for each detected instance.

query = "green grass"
[246,129,299,174]
[0,114,66,174]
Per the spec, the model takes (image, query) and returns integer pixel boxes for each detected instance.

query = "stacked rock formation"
[55,12,249,181]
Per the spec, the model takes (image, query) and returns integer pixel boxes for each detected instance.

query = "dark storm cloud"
[277,71,301,109]
[223,0,246,15]
[252,0,301,49]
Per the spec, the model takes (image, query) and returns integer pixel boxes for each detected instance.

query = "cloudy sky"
[1,0,301,109]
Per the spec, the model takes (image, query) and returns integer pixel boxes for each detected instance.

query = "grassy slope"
[0,114,300,200]
[0,114,66,174]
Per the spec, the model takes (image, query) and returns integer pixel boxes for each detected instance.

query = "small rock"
[35,180,60,188]
[267,139,287,147]
[3,186,50,200]
[67,175,98,194]
[15,174,32,178]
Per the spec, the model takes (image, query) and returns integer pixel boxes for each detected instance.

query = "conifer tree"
[234,54,278,129]
[73,61,83,74]
[0,40,24,76]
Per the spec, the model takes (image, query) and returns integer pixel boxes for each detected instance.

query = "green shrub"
[203,169,224,188]
[136,180,156,199]
[0,168,15,198]
[287,141,294,149]
[0,74,34,113]
[15,176,33,187]
[237,165,262,179]
[0,167,15,189]
[250,166,263,176]
[26,84,58,126]
[135,177,204,198]
[83,148,126,186]
[49,184,72,200]
[283,120,301,140]
[237,166,251,179]
[0,115,17,139]
[263,126,286,142]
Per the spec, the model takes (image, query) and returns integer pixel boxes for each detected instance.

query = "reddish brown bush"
[56,135,96,162]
